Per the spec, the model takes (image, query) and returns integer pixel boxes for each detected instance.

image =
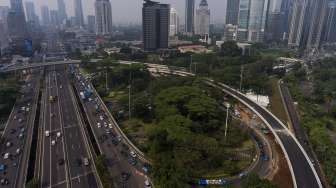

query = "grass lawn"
[268,78,288,124]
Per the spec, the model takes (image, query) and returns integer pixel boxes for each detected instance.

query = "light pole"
[224,102,231,141]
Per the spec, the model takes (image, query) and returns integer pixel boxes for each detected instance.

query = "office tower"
[74,0,84,27]
[7,0,27,38]
[185,0,195,34]
[265,0,283,42]
[87,15,96,33]
[323,0,336,43]
[236,0,269,42]
[24,2,34,22]
[306,0,328,50]
[41,6,50,26]
[226,0,240,25]
[143,0,170,51]
[0,6,9,20]
[95,0,113,35]
[169,7,179,36]
[50,10,60,26]
[57,0,67,23]
[224,24,238,41]
[195,0,210,36]
[288,0,306,47]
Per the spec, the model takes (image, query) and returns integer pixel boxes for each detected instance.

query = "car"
[18,133,24,139]
[104,122,108,127]
[16,148,21,155]
[13,116,17,120]
[108,123,113,129]
[56,132,61,138]
[18,118,23,123]
[83,158,89,166]
[128,158,137,166]
[6,142,12,148]
[58,159,65,165]
[130,151,137,158]
[51,140,56,146]
[144,180,151,188]
[0,164,6,172]
[97,123,101,128]
[105,129,111,134]
[20,128,25,133]
[116,136,122,142]
[0,178,8,185]
[3,153,10,160]
[45,131,50,137]
[99,115,104,120]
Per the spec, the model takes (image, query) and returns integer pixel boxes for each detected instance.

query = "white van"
[45,131,50,137]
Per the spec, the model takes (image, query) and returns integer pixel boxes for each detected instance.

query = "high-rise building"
[306,0,328,50]
[143,0,170,51]
[7,0,27,38]
[237,0,269,43]
[24,1,35,22]
[87,15,96,33]
[185,0,195,34]
[195,0,210,36]
[226,0,240,25]
[50,10,60,27]
[0,6,9,20]
[57,0,67,23]
[265,0,283,42]
[288,0,328,50]
[169,7,179,36]
[95,0,113,35]
[41,6,50,26]
[322,0,336,43]
[74,0,84,27]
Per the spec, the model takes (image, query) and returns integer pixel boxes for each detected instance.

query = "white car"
[45,131,50,137]
[144,180,151,188]
[97,123,101,128]
[57,132,61,138]
[99,115,104,120]
[16,148,21,155]
[130,151,137,158]
[4,153,9,159]
[51,140,56,146]
[83,158,89,166]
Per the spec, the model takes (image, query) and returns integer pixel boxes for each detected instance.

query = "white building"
[95,0,113,35]
[195,0,210,36]
[169,7,179,36]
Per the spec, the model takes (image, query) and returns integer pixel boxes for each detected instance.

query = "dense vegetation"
[284,58,336,186]
[0,75,19,120]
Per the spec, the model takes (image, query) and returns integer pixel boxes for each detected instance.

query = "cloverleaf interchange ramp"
[145,63,322,188]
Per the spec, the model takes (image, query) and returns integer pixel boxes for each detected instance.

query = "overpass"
[0,60,81,73]
[145,63,322,188]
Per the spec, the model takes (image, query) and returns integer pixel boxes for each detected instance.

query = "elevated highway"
[145,63,322,188]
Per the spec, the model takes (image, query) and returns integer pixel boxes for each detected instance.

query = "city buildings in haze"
[95,0,113,35]
[24,1,37,23]
[185,0,195,34]
[74,0,84,27]
[50,10,60,27]
[7,0,27,38]
[323,0,336,43]
[195,0,210,36]
[142,0,170,51]
[169,7,179,36]
[225,0,240,25]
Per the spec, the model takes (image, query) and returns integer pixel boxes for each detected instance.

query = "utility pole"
[128,64,132,120]
[224,102,231,141]
[240,65,244,92]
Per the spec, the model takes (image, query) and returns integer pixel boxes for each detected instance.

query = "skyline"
[0,0,227,24]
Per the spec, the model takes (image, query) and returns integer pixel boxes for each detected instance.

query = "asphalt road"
[0,71,41,188]
[73,69,148,188]
[215,82,322,188]
[39,66,100,188]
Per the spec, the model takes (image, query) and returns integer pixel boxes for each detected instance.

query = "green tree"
[220,41,242,57]
[242,173,278,188]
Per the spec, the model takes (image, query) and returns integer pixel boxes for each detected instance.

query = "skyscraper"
[322,0,336,43]
[143,0,170,51]
[195,0,210,36]
[0,6,9,20]
[24,1,36,22]
[50,10,60,27]
[237,0,269,43]
[185,0,195,34]
[41,6,50,26]
[95,0,113,35]
[57,0,67,23]
[288,0,307,47]
[226,0,240,25]
[74,0,84,27]
[169,7,179,36]
[7,0,27,38]
[87,15,96,33]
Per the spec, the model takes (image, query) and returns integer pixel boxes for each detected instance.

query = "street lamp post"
[224,102,231,141]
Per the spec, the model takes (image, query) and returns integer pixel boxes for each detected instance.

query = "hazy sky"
[0,0,227,24]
